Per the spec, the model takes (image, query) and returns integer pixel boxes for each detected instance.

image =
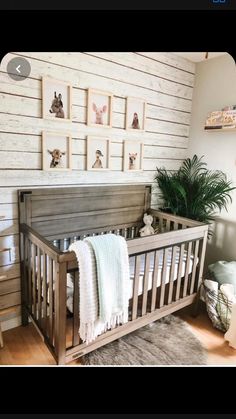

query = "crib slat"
[136,225,141,237]
[37,246,42,324]
[175,244,185,301]
[190,240,200,294]
[166,220,170,232]
[142,253,151,315]
[173,222,178,231]
[24,237,29,310]
[28,239,32,312]
[132,255,141,320]
[32,244,36,317]
[42,252,47,331]
[151,251,160,311]
[48,257,53,343]
[158,216,163,233]
[73,272,80,346]
[159,248,169,308]
[168,246,177,304]
[196,232,208,290]
[121,228,125,238]
[183,241,192,297]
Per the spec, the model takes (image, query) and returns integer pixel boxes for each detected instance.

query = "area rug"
[83,314,207,365]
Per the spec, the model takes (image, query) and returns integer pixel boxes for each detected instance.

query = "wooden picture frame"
[87,88,113,128]
[126,97,146,131]
[42,131,72,171]
[87,136,111,171]
[123,140,144,172]
[42,77,72,121]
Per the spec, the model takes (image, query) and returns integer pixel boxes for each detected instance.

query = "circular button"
[7,57,31,81]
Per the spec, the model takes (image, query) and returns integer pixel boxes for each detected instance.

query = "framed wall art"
[87,136,111,171]
[42,131,72,171]
[42,77,72,121]
[126,97,146,131]
[87,88,113,128]
[123,140,144,172]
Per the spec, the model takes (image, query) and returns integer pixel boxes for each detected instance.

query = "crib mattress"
[66,247,197,313]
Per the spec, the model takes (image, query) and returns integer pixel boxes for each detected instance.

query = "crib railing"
[150,209,203,233]
[61,214,208,361]
[20,224,66,362]
[47,223,142,252]
[20,211,208,364]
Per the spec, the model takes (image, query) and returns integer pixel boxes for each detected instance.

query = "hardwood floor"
[0,307,236,365]
[177,308,236,365]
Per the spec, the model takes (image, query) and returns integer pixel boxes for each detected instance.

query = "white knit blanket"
[69,234,130,344]
[69,240,103,343]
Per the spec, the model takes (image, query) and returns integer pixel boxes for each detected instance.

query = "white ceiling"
[173,52,227,62]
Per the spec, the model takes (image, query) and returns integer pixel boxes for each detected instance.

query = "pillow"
[208,261,236,293]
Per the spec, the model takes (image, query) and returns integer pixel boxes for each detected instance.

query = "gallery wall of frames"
[0,52,196,326]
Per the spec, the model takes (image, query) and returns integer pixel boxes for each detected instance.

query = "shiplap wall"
[0,52,196,329]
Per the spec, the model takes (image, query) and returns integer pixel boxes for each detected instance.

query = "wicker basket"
[203,281,233,333]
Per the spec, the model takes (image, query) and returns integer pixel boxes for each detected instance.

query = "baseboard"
[1,315,22,332]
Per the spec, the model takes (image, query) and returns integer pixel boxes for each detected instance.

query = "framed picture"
[126,97,146,131]
[87,136,110,171]
[123,141,144,172]
[87,88,113,128]
[42,77,72,121]
[42,131,72,171]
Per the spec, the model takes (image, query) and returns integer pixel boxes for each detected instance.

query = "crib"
[19,184,208,364]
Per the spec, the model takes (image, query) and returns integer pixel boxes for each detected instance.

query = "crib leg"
[191,290,201,318]
[21,304,29,326]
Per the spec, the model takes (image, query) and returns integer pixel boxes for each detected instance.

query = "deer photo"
[129,152,138,170]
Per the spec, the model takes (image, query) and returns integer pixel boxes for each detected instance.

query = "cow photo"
[42,132,72,171]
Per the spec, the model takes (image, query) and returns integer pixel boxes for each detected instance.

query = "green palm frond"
[154,155,236,225]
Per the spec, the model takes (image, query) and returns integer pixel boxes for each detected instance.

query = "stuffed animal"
[139,213,155,237]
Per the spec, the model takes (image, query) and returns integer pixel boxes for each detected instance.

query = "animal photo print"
[43,78,71,120]
[88,90,112,127]
[124,141,143,171]
[87,137,110,170]
[126,98,146,131]
[42,133,71,170]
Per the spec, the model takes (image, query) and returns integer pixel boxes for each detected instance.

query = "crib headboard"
[18,184,152,240]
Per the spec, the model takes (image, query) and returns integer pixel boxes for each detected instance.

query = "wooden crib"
[19,184,208,364]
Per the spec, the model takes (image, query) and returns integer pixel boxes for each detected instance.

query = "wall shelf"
[205,127,236,132]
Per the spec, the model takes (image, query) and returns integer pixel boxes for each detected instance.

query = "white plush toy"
[139,213,155,237]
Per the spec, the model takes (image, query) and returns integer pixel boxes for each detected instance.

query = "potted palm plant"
[154,155,235,225]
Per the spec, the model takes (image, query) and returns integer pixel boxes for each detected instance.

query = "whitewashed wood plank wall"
[0,52,196,327]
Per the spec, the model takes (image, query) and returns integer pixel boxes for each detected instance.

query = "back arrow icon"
[16,65,21,74]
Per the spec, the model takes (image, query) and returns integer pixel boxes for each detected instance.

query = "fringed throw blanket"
[69,234,130,344]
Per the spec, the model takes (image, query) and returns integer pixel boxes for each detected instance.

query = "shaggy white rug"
[83,314,207,365]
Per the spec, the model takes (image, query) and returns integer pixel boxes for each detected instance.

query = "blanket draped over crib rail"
[69,234,130,343]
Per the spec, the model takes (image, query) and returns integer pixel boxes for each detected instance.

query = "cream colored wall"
[0,52,195,329]
[188,53,236,267]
